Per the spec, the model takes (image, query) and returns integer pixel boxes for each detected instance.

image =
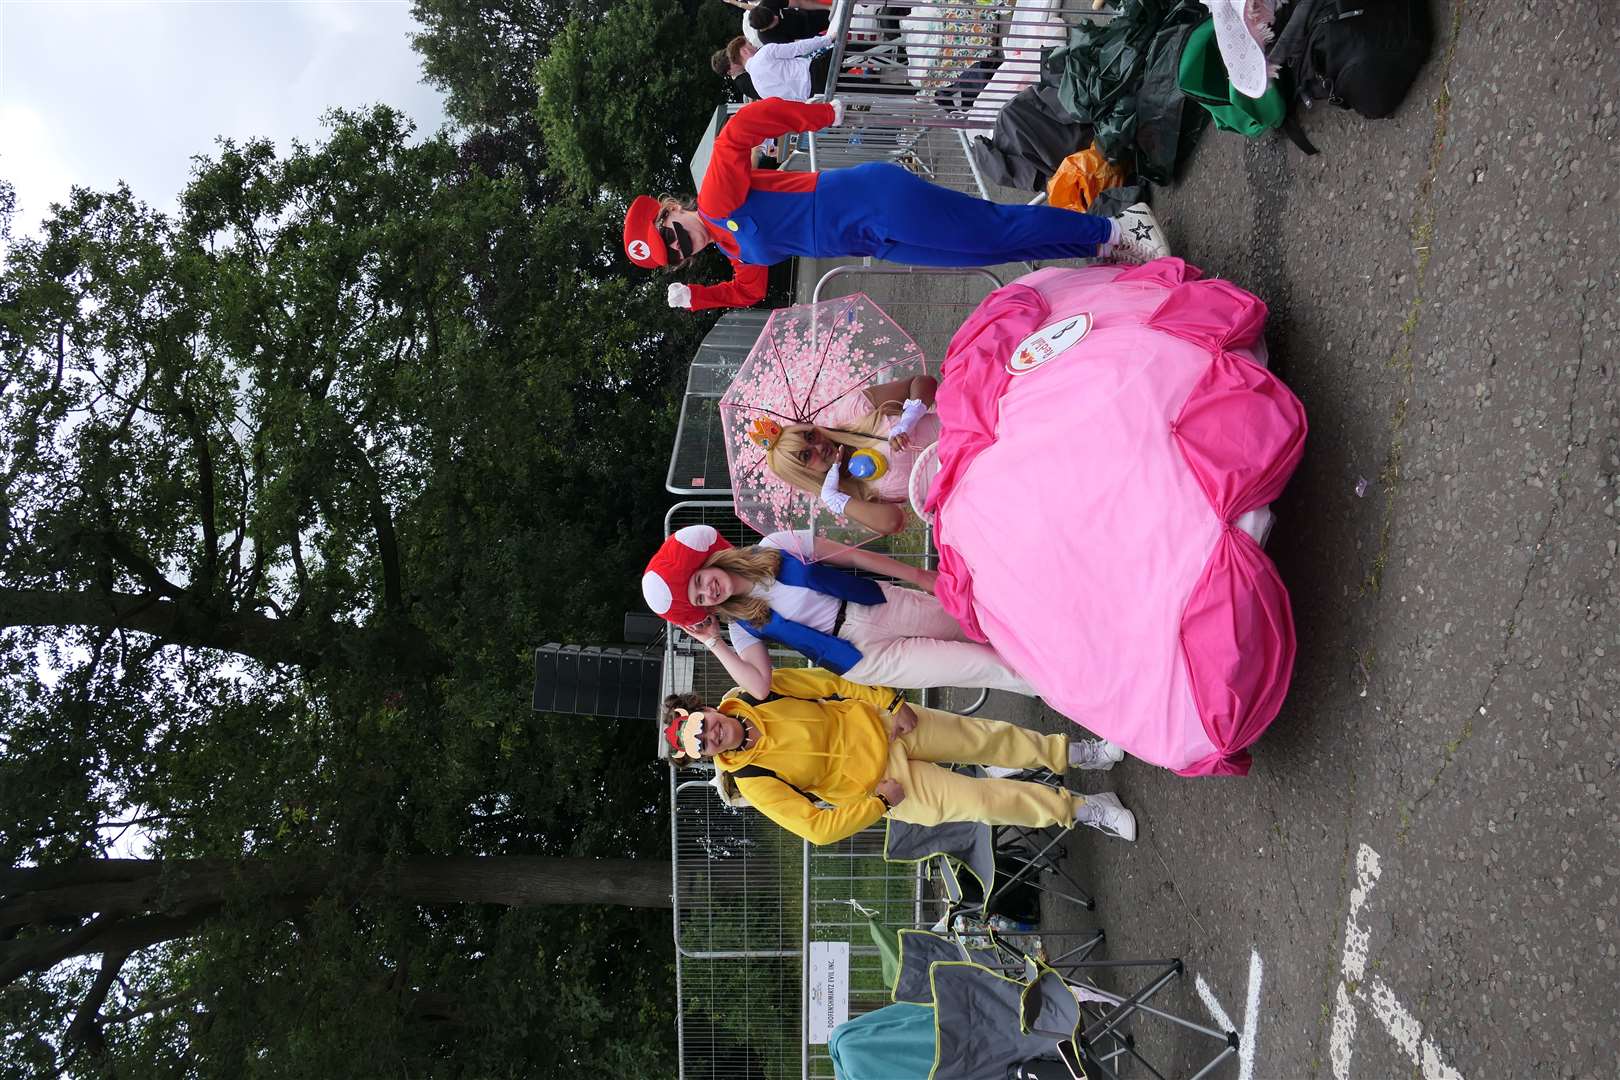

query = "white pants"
[839,583,1037,696]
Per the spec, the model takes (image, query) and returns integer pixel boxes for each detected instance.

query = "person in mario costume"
[622,97,1172,311]
[640,524,1072,703]
[658,668,1140,846]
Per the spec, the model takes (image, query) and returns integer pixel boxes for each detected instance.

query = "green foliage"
[411,0,593,131]
[0,106,698,1077]
[534,0,734,197]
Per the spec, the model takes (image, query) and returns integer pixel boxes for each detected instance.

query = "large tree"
[534,0,741,197]
[410,0,594,132]
[0,107,698,1077]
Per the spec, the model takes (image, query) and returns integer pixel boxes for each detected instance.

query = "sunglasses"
[658,216,694,262]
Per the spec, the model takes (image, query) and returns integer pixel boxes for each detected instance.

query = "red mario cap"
[642,525,733,626]
[624,195,668,269]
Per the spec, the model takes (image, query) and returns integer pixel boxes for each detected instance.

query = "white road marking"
[1194,948,1263,1080]
[1330,980,1358,1080]
[1332,842,1467,1080]
[1366,976,1465,1080]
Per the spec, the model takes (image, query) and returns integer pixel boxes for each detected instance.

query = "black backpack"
[1271,0,1434,124]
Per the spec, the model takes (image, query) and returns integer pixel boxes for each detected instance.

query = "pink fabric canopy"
[924,261,1306,775]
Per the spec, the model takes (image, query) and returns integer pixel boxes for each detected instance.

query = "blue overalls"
[703,162,1113,267]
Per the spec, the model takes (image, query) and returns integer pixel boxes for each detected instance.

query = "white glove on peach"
[888,398,929,439]
[820,462,851,515]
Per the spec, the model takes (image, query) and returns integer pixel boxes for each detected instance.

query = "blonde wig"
[701,545,783,626]
[765,402,902,502]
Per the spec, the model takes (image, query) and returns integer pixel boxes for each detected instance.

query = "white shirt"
[743,35,832,103]
[728,530,837,654]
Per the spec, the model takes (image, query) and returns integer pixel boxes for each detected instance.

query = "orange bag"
[1046,144,1126,212]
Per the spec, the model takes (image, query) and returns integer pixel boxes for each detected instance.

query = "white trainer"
[1105,203,1172,265]
[1068,738,1126,771]
[1073,791,1137,842]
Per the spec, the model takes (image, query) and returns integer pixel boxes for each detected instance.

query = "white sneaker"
[1068,738,1126,771]
[1073,791,1136,841]
[1104,203,1172,265]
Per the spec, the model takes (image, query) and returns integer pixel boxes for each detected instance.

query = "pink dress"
[818,392,942,507]
[924,261,1306,776]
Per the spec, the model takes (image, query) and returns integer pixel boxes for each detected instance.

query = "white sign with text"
[807,941,849,1044]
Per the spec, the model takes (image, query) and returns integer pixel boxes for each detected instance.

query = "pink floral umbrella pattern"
[719,293,928,561]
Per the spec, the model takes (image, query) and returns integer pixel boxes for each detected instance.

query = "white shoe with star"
[1105,203,1172,265]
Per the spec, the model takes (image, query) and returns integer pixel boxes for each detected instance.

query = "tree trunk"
[0,588,321,669]
[0,854,671,986]
[0,588,447,675]
[390,856,671,910]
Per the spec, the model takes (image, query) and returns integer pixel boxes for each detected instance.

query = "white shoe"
[1068,738,1126,771]
[1073,791,1136,841]
[1105,203,1172,265]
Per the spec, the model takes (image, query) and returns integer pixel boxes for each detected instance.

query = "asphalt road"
[804,2,1617,1076]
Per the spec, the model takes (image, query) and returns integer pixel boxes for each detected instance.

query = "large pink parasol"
[719,293,927,561]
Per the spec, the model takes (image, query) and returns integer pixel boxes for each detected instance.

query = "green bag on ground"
[1177,18,1286,137]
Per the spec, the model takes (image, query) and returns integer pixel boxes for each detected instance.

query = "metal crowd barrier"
[802,0,1118,197]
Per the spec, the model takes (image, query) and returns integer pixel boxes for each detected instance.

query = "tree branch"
[0,912,123,988]
[62,949,129,1054]
[73,529,186,600]
[0,587,321,668]
[0,859,162,894]
[101,989,195,1027]
[175,396,219,593]
[345,441,404,611]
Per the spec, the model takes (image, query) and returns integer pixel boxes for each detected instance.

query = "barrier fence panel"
[672,775,946,1080]
[668,309,773,496]
[664,500,951,1080]
[800,1,1118,194]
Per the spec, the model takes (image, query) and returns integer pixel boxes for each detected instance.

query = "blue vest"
[746,554,886,675]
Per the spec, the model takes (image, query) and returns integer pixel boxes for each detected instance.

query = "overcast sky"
[1,0,451,236]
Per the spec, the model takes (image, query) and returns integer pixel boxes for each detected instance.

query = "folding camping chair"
[882,766,1098,921]
[992,933,1242,1080]
[837,926,1235,1080]
[988,766,1099,911]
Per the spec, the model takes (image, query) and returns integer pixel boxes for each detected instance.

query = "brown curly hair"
[660,691,707,764]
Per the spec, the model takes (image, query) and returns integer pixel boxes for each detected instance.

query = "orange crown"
[748,417,784,449]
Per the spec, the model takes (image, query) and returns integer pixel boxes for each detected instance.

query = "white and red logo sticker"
[628,239,652,262]
[1006,313,1092,375]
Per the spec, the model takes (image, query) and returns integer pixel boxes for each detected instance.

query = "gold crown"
[748,417,784,449]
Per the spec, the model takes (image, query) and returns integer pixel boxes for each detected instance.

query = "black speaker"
[622,613,665,644]
[532,643,663,720]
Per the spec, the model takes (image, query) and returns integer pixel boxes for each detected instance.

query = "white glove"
[828,98,846,126]
[888,398,929,439]
[667,282,692,309]
[820,461,852,515]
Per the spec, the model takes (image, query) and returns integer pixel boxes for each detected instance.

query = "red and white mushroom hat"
[642,525,734,627]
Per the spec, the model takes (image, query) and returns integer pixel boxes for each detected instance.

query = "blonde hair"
[701,546,782,626]
[766,403,902,503]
